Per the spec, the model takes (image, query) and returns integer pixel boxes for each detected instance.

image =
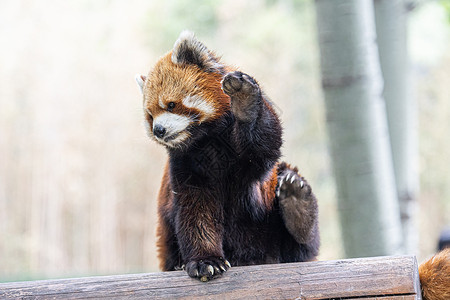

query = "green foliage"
[440,0,450,22]
[143,0,222,52]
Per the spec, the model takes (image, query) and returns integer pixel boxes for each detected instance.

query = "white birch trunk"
[374,0,418,254]
[315,0,404,257]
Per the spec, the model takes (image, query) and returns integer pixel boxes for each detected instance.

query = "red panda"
[419,248,450,300]
[136,31,320,281]
[135,31,450,298]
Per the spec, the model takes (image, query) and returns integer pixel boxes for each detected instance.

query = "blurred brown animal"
[419,248,450,300]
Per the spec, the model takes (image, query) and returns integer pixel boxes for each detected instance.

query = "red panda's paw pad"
[185,257,231,282]
[222,71,260,98]
[277,171,311,201]
[222,71,261,121]
[277,171,318,245]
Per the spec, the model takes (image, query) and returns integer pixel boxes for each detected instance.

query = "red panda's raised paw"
[222,71,259,97]
[222,71,262,122]
[277,170,318,245]
[277,171,311,201]
[185,256,231,282]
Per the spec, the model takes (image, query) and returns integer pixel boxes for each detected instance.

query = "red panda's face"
[136,31,230,149]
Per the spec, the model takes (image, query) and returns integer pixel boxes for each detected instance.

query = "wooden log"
[0,255,422,299]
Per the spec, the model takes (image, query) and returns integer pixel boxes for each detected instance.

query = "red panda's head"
[136,31,231,149]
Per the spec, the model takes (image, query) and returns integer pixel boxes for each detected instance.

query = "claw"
[207,265,214,275]
[200,276,209,282]
[225,260,231,269]
[285,174,291,182]
[300,180,304,188]
[290,175,295,184]
[220,264,227,272]
[276,188,280,197]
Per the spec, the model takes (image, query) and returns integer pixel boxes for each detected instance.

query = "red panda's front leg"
[174,187,231,282]
[222,71,282,178]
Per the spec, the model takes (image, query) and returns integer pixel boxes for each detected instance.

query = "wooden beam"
[0,255,422,299]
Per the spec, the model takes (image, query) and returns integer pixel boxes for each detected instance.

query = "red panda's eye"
[167,102,176,112]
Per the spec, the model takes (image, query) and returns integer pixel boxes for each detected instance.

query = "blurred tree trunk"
[315,0,404,257]
[374,0,418,254]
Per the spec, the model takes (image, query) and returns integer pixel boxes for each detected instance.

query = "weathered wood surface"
[0,255,421,299]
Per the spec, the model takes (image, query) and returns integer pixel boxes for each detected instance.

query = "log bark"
[0,256,422,299]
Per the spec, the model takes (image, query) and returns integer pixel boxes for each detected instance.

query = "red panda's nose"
[153,125,166,139]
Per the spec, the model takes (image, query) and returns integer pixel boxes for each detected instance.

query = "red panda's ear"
[171,30,223,73]
[135,74,146,95]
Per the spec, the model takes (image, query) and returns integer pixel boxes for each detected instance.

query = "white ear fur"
[171,30,222,72]
[135,74,146,94]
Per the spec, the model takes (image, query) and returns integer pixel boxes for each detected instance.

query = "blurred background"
[0,0,449,281]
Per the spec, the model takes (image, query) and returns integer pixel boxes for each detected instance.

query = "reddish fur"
[259,165,278,210]
[419,248,450,300]
[144,53,231,123]
[155,163,172,270]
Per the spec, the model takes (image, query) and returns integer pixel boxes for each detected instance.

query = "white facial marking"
[152,112,191,142]
[165,131,190,148]
[144,117,152,138]
[135,74,145,94]
[158,96,166,109]
[182,95,215,121]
